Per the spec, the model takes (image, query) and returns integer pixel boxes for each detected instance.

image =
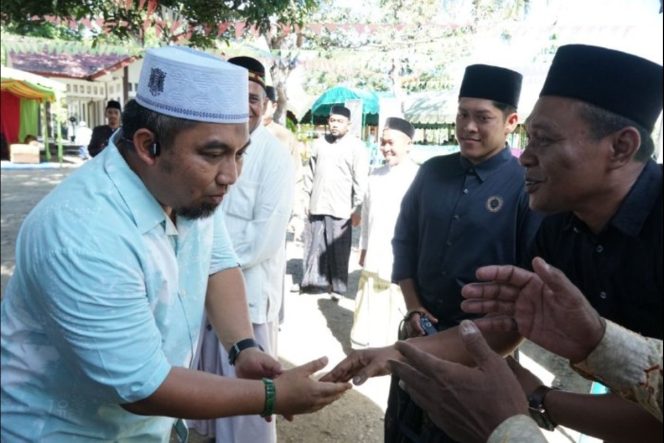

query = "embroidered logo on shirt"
[486,196,504,213]
[148,68,166,96]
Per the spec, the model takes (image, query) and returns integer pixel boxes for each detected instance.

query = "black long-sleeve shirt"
[392,147,542,329]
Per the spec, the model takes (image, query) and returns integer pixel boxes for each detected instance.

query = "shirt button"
[441,270,448,276]
[463,188,469,194]
[596,245,604,253]
[599,291,608,300]
[453,214,460,220]
[446,240,452,246]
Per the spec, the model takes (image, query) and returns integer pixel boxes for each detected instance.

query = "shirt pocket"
[224,180,259,221]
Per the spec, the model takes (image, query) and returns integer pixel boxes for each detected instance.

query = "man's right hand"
[461,257,606,363]
[274,357,351,416]
[319,346,401,385]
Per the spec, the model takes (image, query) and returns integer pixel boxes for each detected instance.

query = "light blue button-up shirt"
[1,140,239,441]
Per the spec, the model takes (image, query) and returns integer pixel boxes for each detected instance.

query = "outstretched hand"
[461,257,606,363]
[273,357,352,417]
[389,320,528,443]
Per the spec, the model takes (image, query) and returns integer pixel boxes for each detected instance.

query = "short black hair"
[491,101,517,119]
[578,102,654,162]
[120,99,199,151]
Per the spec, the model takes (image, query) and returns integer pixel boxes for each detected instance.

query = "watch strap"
[527,385,559,431]
[228,338,263,366]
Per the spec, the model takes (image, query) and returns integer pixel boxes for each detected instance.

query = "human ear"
[132,128,159,166]
[505,113,519,133]
[608,127,640,169]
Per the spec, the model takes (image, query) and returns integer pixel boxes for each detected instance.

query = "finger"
[394,341,460,381]
[313,381,353,406]
[474,264,535,288]
[461,281,521,302]
[351,354,391,385]
[298,356,328,376]
[423,310,439,324]
[319,358,355,383]
[458,320,501,369]
[460,298,516,315]
[532,257,575,295]
[263,358,283,377]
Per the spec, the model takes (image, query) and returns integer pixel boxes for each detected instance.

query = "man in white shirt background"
[350,117,418,349]
[190,56,295,443]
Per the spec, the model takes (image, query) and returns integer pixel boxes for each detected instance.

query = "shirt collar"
[609,160,662,237]
[459,145,513,181]
[103,136,169,235]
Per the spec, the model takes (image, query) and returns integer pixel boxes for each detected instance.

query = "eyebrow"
[199,139,251,152]
[457,107,495,115]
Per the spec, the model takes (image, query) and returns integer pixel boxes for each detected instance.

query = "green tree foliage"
[299,0,534,95]
[0,0,318,48]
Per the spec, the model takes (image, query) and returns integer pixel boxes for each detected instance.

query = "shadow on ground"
[276,358,384,443]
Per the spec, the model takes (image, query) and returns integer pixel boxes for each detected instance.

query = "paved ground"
[1,163,595,443]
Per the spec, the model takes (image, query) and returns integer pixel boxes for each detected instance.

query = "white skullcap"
[136,46,249,123]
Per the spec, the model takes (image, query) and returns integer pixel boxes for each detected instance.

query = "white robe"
[351,160,418,348]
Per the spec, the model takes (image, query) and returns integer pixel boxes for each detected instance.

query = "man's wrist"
[527,385,559,431]
[228,338,264,366]
[573,316,607,364]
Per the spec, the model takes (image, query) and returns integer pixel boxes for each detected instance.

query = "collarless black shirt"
[532,161,663,338]
[392,147,543,329]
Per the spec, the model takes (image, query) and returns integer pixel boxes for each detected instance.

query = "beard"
[158,156,221,220]
[174,201,219,220]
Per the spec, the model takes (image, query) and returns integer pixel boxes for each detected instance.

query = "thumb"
[532,257,567,292]
[459,320,497,369]
[299,356,328,376]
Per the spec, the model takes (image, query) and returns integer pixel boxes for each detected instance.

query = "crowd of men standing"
[0,39,662,443]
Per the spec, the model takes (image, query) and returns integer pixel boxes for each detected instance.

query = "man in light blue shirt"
[1,46,350,442]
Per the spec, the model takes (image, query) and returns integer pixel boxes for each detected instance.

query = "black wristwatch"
[527,385,559,431]
[228,338,264,366]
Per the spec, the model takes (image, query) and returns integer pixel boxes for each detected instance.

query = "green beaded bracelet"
[261,378,276,417]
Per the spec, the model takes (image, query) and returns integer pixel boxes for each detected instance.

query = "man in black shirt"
[462,44,663,442]
[524,46,662,340]
[88,100,122,157]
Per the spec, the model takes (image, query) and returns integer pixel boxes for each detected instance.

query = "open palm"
[461,257,605,363]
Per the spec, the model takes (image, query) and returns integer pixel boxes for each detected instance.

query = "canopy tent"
[1,66,66,162]
[303,86,380,126]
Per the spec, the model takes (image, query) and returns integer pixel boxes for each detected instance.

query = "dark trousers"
[301,214,352,295]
